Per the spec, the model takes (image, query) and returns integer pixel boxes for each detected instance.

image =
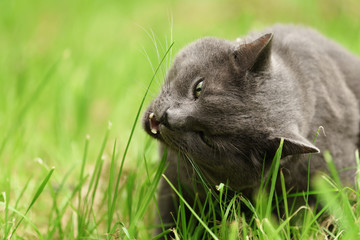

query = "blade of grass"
[274,206,307,237]
[80,124,109,236]
[107,139,117,232]
[262,218,280,240]
[303,127,322,227]
[176,153,187,239]
[3,190,10,239]
[32,157,76,239]
[355,150,360,215]
[323,151,342,187]
[77,135,90,236]
[186,193,200,235]
[241,213,249,239]
[300,186,338,240]
[46,174,89,239]
[322,152,358,237]
[356,150,360,191]
[239,195,259,220]
[305,127,323,200]
[280,169,290,238]
[108,42,174,233]
[162,174,219,240]
[220,196,238,238]
[217,183,225,217]
[0,202,43,239]
[128,147,168,236]
[266,138,284,218]
[184,154,220,203]
[10,167,55,237]
[46,163,77,239]
[152,229,173,240]
[3,177,11,238]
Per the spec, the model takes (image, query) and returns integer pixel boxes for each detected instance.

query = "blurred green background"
[0,0,359,237]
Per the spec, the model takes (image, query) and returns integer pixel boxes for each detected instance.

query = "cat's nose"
[159,110,170,128]
[165,107,193,130]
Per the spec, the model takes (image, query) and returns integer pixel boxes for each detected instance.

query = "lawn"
[0,0,360,239]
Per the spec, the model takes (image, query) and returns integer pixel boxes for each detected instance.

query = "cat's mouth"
[149,112,160,135]
[145,111,215,149]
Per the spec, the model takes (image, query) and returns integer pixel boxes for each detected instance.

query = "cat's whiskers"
[162,133,189,156]
[155,75,165,88]
[181,153,198,183]
[163,77,171,92]
[214,138,251,166]
[148,91,160,100]
[138,85,160,101]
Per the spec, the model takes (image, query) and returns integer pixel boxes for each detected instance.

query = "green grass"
[1,0,360,239]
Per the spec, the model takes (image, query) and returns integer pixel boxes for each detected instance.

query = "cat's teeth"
[151,128,158,134]
[149,112,154,119]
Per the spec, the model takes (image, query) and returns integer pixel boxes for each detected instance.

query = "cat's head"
[143,33,319,190]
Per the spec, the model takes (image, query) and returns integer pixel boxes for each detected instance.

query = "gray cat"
[142,24,360,235]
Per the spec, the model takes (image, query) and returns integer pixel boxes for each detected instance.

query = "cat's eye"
[200,132,214,148]
[194,80,203,99]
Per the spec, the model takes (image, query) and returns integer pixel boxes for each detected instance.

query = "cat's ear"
[269,134,320,158]
[232,33,273,72]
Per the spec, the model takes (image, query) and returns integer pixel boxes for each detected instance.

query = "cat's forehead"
[177,37,233,63]
[166,37,234,83]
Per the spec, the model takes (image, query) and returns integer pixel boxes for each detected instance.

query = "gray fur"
[142,24,360,233]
